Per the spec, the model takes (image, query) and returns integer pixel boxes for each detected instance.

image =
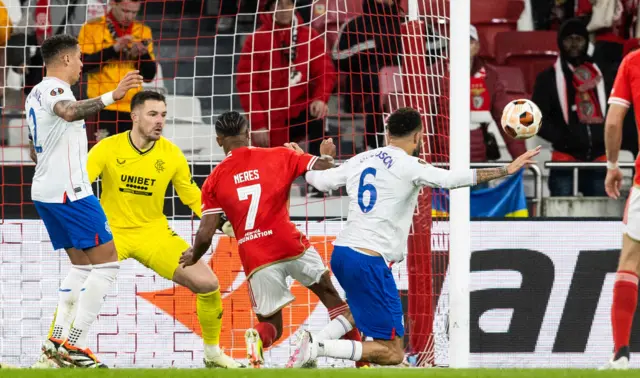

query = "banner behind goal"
[0,0,460,367]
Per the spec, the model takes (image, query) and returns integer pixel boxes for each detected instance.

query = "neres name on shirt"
[234,169,260,185]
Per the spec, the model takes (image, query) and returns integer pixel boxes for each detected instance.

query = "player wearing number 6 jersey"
[288,107,541,367]
[180,111,366,368]
[25,34,142,368]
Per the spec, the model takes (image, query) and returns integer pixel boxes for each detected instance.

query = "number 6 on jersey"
[237,184,261,230]
[358,168,377,213]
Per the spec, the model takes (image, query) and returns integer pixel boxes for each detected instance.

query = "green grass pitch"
[2,369,640,378]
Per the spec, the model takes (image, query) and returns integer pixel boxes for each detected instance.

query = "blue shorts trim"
[330,245,404,340]
[34,195,113,250]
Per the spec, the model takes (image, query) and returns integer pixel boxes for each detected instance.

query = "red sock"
[328,303,368,367]
[255,322,277,349]
[612,270,639,354]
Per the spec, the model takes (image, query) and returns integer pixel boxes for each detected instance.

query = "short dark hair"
[264,0,292,11]
[130,90,166,111]
[41,34,79,65]
[386,107,423,137]
[215,111,248,137]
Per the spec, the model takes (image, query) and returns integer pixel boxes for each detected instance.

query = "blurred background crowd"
[0,0,636,217]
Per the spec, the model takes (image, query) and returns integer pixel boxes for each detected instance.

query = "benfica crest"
[473,95,484,109]
[471,87,486,109]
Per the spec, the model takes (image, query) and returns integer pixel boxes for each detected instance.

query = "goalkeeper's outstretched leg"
[172,257,245,368]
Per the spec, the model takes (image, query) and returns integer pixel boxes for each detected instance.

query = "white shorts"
[247,248,328,317]
[624,187,640,241]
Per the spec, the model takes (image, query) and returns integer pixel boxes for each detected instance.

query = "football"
[501,99,542,140]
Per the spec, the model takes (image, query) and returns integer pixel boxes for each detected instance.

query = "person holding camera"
[78,0,157,143]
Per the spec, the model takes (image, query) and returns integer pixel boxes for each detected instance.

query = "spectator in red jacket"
[470,25,526,163]
[236,0,336,156]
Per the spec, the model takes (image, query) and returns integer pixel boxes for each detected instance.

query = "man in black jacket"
[332,0,446,151]
[532,18,607,196]
[332,0,403,150]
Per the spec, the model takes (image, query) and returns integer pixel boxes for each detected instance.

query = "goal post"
[447,0,471,369]
[401,0,470,367]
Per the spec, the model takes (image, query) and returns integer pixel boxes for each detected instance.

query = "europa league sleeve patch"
[50,88,64,96]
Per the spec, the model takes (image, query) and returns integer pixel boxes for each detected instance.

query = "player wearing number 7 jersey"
[180,111,366,368]
[288,107,541,367]
[24,34,142,368]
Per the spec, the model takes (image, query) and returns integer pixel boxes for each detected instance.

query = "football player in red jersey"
[602,49,640,370]
[180,111,365,368]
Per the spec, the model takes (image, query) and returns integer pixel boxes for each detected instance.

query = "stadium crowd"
[0,0,638,211]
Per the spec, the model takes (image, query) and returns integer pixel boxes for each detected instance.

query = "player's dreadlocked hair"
[215,111,248,137]
[41,34,79,65]
[386,107,423,138]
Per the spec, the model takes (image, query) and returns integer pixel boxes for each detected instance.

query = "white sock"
[51,265,92,341]
[317,339,363,361]
[204,344,221,359]
[67,262,119,349]
[314,315,353,342]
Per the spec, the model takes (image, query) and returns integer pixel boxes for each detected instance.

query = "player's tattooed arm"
[475,167,509,184]
[474,146,542,185]
[53,98,106,122]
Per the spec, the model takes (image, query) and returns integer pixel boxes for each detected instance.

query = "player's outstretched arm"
[52,71,143,122]
[53,97,108,122]
[180,213,221,267]
[414,146,540,188]
[475,146,541,184]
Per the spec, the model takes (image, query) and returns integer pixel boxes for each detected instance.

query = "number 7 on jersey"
[237,184,261,230]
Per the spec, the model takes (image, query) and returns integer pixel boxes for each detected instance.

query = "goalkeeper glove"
[218,214,236,238]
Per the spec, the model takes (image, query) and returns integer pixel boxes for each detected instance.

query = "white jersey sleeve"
[26,77,93,203]
[407,158,477,189]
[41,83,76,115]
[304,159,352,192]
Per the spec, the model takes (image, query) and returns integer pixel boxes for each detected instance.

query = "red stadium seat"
[491,64,526,94]
[472,0,525,59]
[495,31,559,93]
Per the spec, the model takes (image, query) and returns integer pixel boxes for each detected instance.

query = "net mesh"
[0,0,450,367]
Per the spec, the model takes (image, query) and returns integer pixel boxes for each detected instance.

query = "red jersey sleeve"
[609,56,632,108]
[280,147,319,179]
[201,173,224,216]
